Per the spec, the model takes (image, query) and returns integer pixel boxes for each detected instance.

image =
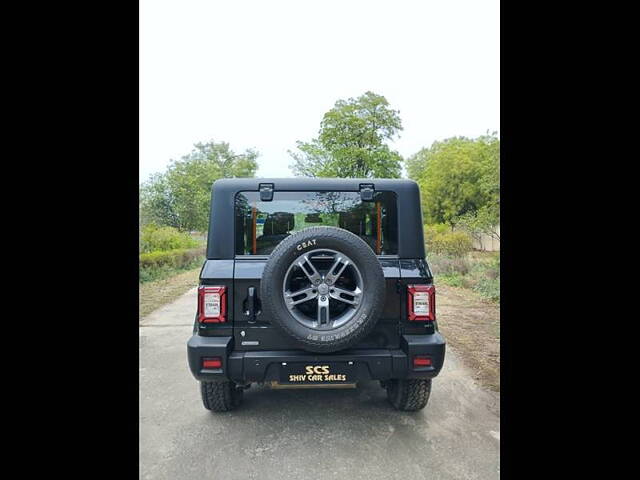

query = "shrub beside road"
[139,224,205,283]
[140,248,204,282]
[430,251,500,302]
[425,224,500,302]
[139,224,205,316]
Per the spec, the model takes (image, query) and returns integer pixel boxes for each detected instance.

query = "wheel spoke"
[297,255,322,285]
[324,256,349,285]
[317,294,330,326]
[329,286,362,306]
[284,287,318,307]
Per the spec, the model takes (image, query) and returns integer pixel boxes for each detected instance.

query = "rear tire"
[200,381,243,412]
[386,379,431,411]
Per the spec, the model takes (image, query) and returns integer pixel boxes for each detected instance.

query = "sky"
[139,0,499,183]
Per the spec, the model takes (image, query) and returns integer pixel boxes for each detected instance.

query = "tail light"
[198,286,227,323]
[413,356,432,368]
[202,357,222,369]
[407,284,435,321]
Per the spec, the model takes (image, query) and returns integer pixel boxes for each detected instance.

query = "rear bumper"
[187,333,446,383]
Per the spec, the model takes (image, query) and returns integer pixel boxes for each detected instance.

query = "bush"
[139,247,205,283]
[461,253,500,301]
[140,224,199,253]
[425,223,450,235]
[424,223,450,244]
[428,249,500,303]
[473,276,500,301]
[427,231,473,257]
[428,254,470,276]
[139,264,177,283]
[139,247,204,269]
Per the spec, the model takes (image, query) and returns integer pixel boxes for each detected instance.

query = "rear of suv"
[187,178,446,412]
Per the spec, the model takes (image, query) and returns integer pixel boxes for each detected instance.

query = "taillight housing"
[198,286,227,323]
[407,284,435,321]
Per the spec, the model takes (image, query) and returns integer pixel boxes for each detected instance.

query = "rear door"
[231,190,402,351]
[232,257,402,351]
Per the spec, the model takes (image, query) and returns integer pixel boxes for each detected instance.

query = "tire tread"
[387,379,432,411]
[200,381,243,412]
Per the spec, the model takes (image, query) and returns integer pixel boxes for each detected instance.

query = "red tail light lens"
[413,356,432,367]
[407,284,435,321]
[198,286,227,323]
[202,357,222,369]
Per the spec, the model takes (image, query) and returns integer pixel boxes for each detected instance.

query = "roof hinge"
[259,183,274,201]
[359,183,375,201]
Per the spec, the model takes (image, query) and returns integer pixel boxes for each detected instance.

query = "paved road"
[140,288,500,480]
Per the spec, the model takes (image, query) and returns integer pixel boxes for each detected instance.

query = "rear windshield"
[234,191,398,256]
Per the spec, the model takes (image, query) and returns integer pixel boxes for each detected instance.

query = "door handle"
[246,286,260,323]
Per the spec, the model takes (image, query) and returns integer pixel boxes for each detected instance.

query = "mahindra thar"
[187,178,446,412]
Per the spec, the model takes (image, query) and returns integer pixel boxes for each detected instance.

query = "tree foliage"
[454,204,500,243]
[290,91,403,178]
[140,141,258,231]
[408,132,499,226]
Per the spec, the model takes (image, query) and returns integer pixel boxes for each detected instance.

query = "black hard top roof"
[207,177,425,259]
[211,177,420,193]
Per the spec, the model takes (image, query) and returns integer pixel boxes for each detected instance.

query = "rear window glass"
[235,191,398,256]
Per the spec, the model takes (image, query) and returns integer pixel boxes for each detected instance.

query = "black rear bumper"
[187,333,446,384]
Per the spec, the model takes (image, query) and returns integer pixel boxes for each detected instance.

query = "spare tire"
[260,226,385,353]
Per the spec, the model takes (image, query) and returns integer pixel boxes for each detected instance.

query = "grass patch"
[429,250,499,302]
[139,255,203,283]
[139,266,202,319]
[473,275,500,302]
[437,272,466,287]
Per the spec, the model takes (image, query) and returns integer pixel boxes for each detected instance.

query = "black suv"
[187,178,446,411]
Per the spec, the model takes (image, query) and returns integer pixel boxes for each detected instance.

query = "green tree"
[140,141,258,231]
[476,132,500,220]
[408,132,499,226]
[453,206,500,245]
[290,91,403,178]
[140,172,180,228]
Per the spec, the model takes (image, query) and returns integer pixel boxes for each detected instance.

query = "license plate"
[280,362,355,384]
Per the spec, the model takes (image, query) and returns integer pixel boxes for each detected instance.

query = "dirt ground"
[139,267,201,319]
[436,284,500,391]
